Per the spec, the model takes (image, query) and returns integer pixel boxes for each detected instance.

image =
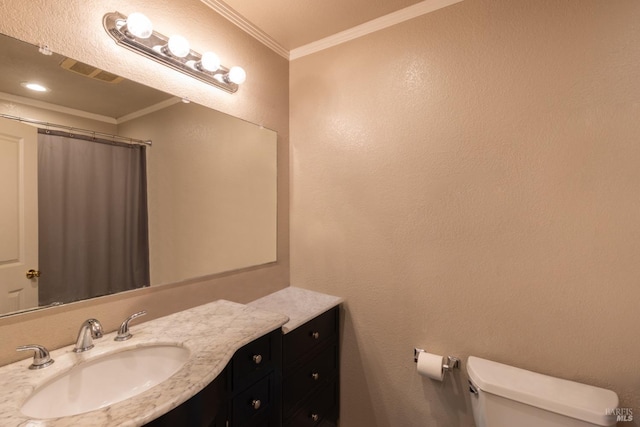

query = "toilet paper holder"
[414,348,460,371]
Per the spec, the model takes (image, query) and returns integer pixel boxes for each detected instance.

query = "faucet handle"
[16,344,54,370]
[115,310,147,341]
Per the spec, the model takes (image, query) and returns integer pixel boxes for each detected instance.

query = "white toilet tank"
[467,356,619,427]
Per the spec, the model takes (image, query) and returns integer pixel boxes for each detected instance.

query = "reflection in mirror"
[0,33,277,317]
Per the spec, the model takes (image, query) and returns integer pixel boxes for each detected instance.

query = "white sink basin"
[21,344,190,419]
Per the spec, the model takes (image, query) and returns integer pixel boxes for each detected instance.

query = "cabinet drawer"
[283,307,338,368]
[231,329,280,392]
[284,381,339,427]
[230,373,274,426]
[283,342,338,415]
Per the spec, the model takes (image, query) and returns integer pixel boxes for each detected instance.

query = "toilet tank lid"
[467,357,619,427]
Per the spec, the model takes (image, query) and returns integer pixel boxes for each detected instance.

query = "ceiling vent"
[59,58,124,84]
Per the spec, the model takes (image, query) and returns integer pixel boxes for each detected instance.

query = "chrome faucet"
[73,318,104,352]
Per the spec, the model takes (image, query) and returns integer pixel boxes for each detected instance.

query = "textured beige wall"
[0,0,289,367]
[290,0,640,426]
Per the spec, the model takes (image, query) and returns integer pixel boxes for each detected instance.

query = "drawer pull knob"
[251,399,261,410]
[311,413,319,422]
[311,331,320,340]
[311,372,320,380]
[252,354,263,364]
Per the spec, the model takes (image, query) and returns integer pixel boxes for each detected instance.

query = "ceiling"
[0,34,173,120]
[208,0,428,51]
[0,0,455,120]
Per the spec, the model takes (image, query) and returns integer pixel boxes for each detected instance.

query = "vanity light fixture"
[103,11,245,93]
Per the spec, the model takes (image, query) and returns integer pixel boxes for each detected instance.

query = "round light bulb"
[126,13,153,39]
[167,35,190,58]
[227,66,246,84]
[199,52,221,72]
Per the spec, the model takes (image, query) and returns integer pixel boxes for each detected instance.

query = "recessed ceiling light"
[21,82,49,92]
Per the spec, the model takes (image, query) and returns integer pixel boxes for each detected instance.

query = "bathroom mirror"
[0,33,277,317]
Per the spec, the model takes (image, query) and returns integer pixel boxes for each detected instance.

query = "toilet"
[467,356,619,427]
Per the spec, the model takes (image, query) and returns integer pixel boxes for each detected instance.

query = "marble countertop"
[248,287,343,333]
[0,300,288,427]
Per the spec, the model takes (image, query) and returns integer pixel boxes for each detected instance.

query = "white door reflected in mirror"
[0,118,38,313]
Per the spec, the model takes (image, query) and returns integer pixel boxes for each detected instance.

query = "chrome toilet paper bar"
[414,348,460,371]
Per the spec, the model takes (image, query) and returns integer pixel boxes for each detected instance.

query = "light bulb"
[167,35,190,58]
[227,66,246,84]
[199,52,220,72]
[125,13,153,39]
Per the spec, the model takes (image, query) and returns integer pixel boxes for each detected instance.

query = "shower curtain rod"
[0,113,152,146]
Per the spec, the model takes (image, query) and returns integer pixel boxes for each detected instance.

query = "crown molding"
[290,0,463,60]
[201,0,463,61]
[116,97,182,124]
[200,0,289,59]
[0,91,117,124]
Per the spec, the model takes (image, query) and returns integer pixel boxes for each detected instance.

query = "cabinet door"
[283,342,338,416]
[230,373,275,426]
[144,370,227,427]
[284,381,339,427]
[283,308,338,370]
[227,328,282,427]
[231,330,281,393]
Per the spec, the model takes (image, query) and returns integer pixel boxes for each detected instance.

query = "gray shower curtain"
[37,130,149,305]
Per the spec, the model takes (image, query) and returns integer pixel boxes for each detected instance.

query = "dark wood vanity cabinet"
[145,329,281,427]
[145,306,340,427]
[282,307,340,427]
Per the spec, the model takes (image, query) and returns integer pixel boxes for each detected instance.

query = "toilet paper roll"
[416,351,444,381]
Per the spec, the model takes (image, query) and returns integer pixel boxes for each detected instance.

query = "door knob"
[26,269,41,279]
